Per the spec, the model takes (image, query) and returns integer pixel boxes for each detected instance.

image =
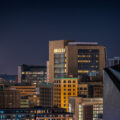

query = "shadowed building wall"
[104,65,120,120]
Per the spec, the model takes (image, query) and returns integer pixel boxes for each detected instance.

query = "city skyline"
[0,0,120,74]
[1,1,119,120]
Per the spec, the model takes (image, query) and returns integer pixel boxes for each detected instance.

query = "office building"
[18,64,47,85]
[49,40,106,83]
[0,90,20,108]
[93,84,103,98]
[39,83,54,107]
[0,107,73,120]
[69,97,103,120]
[10,85,39,108]
[104,65,120,120]
[77,83,103,98]
[54,78,77,111]
[77,84,89,97]
[108,57,120,67]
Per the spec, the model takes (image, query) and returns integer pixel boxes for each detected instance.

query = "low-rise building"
[69,97,103,120]
[0,107,73,120]
[54,78,78,112]
[10,85,39,108]
[39,83,54,107]
[18,64,47,85]
[78,83,103,98]
[0,90,20,108]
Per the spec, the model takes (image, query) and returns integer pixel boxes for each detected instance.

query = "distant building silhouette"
[108,57,120,67]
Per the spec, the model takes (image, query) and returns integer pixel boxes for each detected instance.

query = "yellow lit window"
[78,55,91,57]
[78,70,89,73]
[54,48,65,53]
[78,60,91,63]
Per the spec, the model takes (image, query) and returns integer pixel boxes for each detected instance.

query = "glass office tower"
[18,64,47,85]
[78,49,100,82]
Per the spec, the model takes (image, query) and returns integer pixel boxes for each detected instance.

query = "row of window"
[54,85,76,87]
[55,80,76,83]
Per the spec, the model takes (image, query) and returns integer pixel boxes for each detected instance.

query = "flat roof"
[55,78,77,80]
[39,83,54,87]
[68,42,99,46]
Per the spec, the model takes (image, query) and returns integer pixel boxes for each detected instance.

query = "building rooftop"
[55,77,77,80]
[20,64,46,68]
[68,42,99,46]
[39,82,54,87]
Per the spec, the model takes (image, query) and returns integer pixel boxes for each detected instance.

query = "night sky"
[0,0,120,74]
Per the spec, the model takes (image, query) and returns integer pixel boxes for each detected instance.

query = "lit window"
[54,48,65,53]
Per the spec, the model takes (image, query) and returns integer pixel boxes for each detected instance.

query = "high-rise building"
[69,97,103,120]
[103,65,120,120]
[49,40,73,82]
[10,85,39,108]
[39,83,54,107]
[49,40,106,83]
[0,90,20,108]
[54,78,77,111]
[107,57,120,67]
[18,64,47,85]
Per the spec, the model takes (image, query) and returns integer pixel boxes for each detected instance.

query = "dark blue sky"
[0,0,120,74]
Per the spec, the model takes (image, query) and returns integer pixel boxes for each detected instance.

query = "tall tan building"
[49,40,106,83]
[49,40,73,83]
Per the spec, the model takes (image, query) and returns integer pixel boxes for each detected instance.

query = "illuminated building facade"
[77,83,103,98]
[39,83,54,107]
[49,40,106,83]
[77,84,89,97]
[93,84,103,98]
[77,47,105,83]
[54,78,77,111]
[0,107,73,120]
[49,40,74,82]
[18,64,47,85]
[10,85,39,108]
[0,90,20,109]
[69,97,103,120]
